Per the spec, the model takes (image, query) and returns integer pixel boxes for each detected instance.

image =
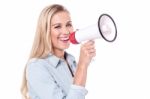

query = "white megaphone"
[69,14,117,44]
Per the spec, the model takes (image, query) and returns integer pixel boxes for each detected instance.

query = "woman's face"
[50,11,73,52]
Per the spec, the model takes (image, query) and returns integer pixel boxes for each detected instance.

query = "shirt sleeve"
[26,61,88,99]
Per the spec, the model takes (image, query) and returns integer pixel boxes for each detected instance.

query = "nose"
[66,31,70,34]
[62,28,70,35]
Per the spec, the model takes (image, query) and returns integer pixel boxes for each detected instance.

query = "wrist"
[77,63,88,70]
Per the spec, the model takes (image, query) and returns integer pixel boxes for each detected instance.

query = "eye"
[66,23,72,27]
[54,25,61,29]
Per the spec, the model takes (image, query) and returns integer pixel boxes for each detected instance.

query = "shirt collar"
[47,52,76,68]
[65,52,76,66]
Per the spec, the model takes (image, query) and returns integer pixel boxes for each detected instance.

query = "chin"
[62,45,70,49]
[57,44,69,50]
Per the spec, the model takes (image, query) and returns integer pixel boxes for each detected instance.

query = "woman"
[21,4,96,99]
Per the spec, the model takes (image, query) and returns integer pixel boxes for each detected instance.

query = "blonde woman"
[21,4,96,99]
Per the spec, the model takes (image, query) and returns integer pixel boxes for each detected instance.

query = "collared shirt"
[26,52,88,99]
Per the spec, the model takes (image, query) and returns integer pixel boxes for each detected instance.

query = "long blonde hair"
[20,4,69,99]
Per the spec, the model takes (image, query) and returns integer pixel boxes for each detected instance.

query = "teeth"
[60,37,69,40]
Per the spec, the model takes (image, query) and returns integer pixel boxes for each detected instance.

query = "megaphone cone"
[69,14,117,44]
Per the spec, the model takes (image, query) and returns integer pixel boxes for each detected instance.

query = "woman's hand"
[73,40,96,86]
[78,40,96,68]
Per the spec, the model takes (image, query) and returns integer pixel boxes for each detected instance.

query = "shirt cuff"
[70,84,88,96]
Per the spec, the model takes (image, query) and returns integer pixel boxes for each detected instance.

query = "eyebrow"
[51,21,72,26]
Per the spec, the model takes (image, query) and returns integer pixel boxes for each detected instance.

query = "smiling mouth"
[59,37,69,42]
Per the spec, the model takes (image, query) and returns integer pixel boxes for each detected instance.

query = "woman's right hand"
[78,40,96,68]
[73,40,96,86]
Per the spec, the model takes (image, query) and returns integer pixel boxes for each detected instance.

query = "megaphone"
[69,14,117,44]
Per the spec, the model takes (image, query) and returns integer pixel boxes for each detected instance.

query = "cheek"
[69,27,74,33]
[51,31,59,43]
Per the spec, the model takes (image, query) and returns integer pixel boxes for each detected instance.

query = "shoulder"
[27,58,46,67]
[26,58,51,81]
[26,58,48,73]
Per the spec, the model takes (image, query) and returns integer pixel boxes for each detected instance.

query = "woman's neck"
[53,49,65,59]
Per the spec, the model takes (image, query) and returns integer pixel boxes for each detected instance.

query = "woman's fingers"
[81,40,96,57]
[79,40,96,67]
[84,40,95,47]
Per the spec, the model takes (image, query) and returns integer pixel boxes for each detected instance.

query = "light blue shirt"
[26,52,88,99]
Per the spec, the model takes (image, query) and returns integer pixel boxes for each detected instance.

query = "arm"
[73,40,96,87]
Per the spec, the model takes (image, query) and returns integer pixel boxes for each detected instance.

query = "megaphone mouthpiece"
[69,32,79,44]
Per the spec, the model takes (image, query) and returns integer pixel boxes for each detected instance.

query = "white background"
[0,0,150,99]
